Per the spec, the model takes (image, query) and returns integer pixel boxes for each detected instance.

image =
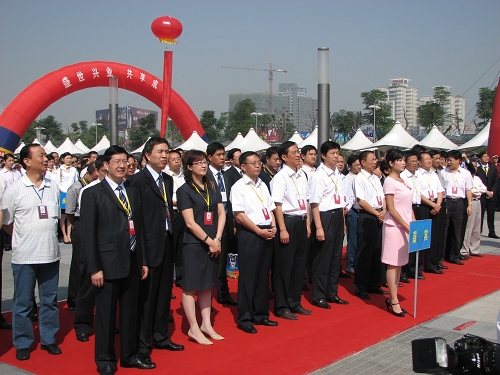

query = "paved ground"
[1,217,499,375]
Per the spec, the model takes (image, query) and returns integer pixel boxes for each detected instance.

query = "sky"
[1,0,499,134]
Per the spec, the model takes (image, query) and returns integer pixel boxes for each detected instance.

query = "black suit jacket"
[207,167,235,238]
[225,166,242,185]
[125,168,174,268]
[81,179,148,280]
[476,163,498,202]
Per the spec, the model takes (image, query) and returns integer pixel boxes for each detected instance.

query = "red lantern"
[151,16,183,44]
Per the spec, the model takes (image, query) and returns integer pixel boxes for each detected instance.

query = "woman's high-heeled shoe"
[188,329,213,345]
[200,326,225,341]
[385,298,405,317]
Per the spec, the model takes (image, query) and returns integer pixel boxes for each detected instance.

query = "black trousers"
[273,216,308,316]
[95,252,140,371]
[402,204,426,278]
[444,200,466,262]
[137,232,174,354]
[481,198,497,234]
[172,211,185,285]
[435,201,447,264]
[312,210,344,301]
[424,203,443,272]
[237,228,273,327]
[354,212,383,293]
[0,231,5,324]
[305,221,316,284]
[67,219,82,308]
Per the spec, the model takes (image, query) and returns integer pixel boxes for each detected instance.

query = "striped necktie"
[216,171,225,192]
[157,174,172,233]
[116,186,136,252]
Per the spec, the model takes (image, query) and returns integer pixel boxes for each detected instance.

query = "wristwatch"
[215,236,222,241]
[202,235,209,242]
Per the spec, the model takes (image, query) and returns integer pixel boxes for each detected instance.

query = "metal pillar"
[318,47,330,151]
[109,76,119,145]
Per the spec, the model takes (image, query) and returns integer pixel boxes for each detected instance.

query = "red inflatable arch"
[0,61,205,153]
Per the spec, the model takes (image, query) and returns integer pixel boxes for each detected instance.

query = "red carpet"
[1,254,499,375]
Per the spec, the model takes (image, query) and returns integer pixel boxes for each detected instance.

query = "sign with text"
[409,219,431,253]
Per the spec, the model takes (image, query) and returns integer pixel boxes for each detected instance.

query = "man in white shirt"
[0,153,22,187]
[0,174,12,329]
[271,141,312,320]
[345,154,361,275]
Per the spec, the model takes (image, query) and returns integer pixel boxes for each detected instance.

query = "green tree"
[476,86,496,130]
[225,99,257,140]
[360,89,394,139]
[128,113,159,149]
[22,115,65,145]
[417,102,445,133]
[79,119,109,148]
[165,119,184,146]
[200,110,225,141]
[330,110,362,141]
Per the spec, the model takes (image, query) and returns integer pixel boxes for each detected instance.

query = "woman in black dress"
[177,150,226,345]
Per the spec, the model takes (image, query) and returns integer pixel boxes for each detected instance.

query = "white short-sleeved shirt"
[353,169,384,210]
[168,170,185,209]
[441,167,473,198]
[301,165,316,180]
[417,168,444,200]
[0,167,22,187]
[230,175,276,226]
[309,164,349,211]
[401,169,421,204]
[271,164,309,216]
[2,175,61,264]
[51,165,78,192]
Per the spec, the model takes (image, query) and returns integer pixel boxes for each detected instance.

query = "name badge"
[128,219,136,235]
[204,211,213,225]
[298,199,306,210]
[334,194,341,204]
[38,205,49,219]
[220,191,227,202]
[262,208,270,220]
[428,190,435,199]
[452,186,458,195]
[376,196,382,206]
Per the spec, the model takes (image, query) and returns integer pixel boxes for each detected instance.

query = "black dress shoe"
[0,321,12,329]
[399,276,410,283]
[448,259,464,265]
[312,299,331,309]
[122,357,156,369]
[237,324,257,334]
[425,269,444,274]
[278,310,298,320]
[439,264,448,269]
[356,290,370,300]
[99,364,115,375]
[459,255,470,260]
[76,332,89,342]
[293,307,312,315]
[369,287,389,295]
[153,341,184,351]
[328,295,349,304]
[469,253,483,257]
[41,344,62,355]
[488,233,500,239]
[254,319,278,326]
[16,348,30,361]
[171,294,176,299]
[339,271,351,278]
[168,315,174,323]
[218,297,237,306]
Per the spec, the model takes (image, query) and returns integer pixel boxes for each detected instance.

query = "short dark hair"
[46,153,54,161]
[277,141,296,161]
[447,150,462,160]
[347,154,359,167]
[418,151,431,161]
[386,148,405,165]
[465,162,476,175]
[19,144,44,169]
[206,142,224,156]
[404,150,418,161]
[411,145,427,154]
[265,146,278,159]
[320,141,341,159]
[95,155,105,170]
[60,152,72,159]
[359,150,374,162]
[4,153,15,161]
[86,162,96,175]
[240,151,259,165]
[227,148,241,160]
[428,149,439,158]
[439,150,447,158]
[88,151,98,158]
[103,145,127,163]
[380,159,391,175]
[143,137,170,160]
[169,149,181,159]
[300,145,316,156]
[477,151,487,159]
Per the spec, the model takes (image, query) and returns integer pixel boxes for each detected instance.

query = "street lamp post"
[368,105,380,142]
[91,122,102,146]
[34,126,45,144]
[250,112,263,134]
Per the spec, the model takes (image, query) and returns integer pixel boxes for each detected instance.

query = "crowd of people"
[0,138,498,374]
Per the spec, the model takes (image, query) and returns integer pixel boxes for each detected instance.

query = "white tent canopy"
[372,121,418,151]
[232,128,271,152]
[14,142,25,154]
[342,129,374,151]
[56,137,86,155]
[177,131,209,151]
[456,122,489,151]
[225,132,244,150]
[130,137,151,155]
[298,126,318,149]
[287,131,303,144]
[91,135,111,152]
[74,139,91,154]
[418,126,457,150]
[32,138,41,145]
[44,140,57,153]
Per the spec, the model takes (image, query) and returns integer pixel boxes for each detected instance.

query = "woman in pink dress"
[381,149,415,317]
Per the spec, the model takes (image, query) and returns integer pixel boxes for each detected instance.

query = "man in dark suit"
[206,142,237,306]
[125,138,184,362]
[476,152,499,239]
[258,147,280,193]
[225,148,242,184]
[81,146,152,375]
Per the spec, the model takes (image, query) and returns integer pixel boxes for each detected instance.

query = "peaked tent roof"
[74,139,91,153]
[43,140,57,153]
[177,131,209,151]
[14,142,25,154]
[456,122,489,151]
[297,126,318,149]
[372,122,418,151]
[225,133,245,150]
[56,137,87,155]
[130,137,151,155]
[91,135,111,152]
[342,129,374,151]
[287,131,303,144]
[232,128,271,152]
[32,138,41,145]
[418,126,457,150]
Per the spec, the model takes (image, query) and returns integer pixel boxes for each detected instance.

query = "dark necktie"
[217,171,225,192]
[157,174,172,233]
[117,186,136,252]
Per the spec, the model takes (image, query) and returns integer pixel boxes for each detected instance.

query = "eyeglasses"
[242,161,262,166]
[192,160,208,166]
[109,160,130,166]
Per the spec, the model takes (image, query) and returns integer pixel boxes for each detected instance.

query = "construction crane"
[221,62,287,115]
